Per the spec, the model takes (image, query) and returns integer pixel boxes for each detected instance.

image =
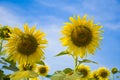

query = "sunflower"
[0,25,11,39]
[6,24,47,64]
[10,70,39,80]
[76,64,90,80]
[10,63,38,80]
[60,15,103,58]
[97,67,110,80]
[37,65,49,76]
[90,70,99,80]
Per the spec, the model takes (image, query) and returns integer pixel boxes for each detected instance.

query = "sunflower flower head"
[10,63,38,80]
[37,65,49,76]
[6,24,47,64]
[10,70,39,80]
[0,25,11,39]
[90,70,99,80]
[97,67,110,80]
[76,64,90,79]
[60,15,103,58]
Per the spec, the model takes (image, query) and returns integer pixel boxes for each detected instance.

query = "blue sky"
[0,0,120,80]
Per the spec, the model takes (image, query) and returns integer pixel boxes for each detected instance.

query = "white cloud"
[36,0,120,30]
[0,6,22,27]
[104,22,120,30]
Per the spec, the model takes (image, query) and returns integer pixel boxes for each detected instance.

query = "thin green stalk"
[74,56,78,72]
[112,74,114,80]
[0,39,3,53]
[27,78,29,80]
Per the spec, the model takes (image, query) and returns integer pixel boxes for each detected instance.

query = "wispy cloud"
[0,6,22,27]
[36,0,120,30]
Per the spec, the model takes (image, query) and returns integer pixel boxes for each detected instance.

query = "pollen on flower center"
[71,26,92,47]
[17,34,38,56]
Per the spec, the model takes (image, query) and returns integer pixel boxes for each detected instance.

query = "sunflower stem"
[74,56,78,72]
[0,39,3,53]
[112,74,114,80]
[26,78,29,80]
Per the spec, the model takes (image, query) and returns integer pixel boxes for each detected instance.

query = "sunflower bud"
[111,67,118,74]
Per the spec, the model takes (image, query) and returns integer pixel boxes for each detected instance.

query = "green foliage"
[116,76,120,78]
[79,59,98,64]
[1,57,18,71]
[63,68,73,74]
[36,60,45,65]
[55,50,70,56]
[0,69,4,78]
[50,72,66,80]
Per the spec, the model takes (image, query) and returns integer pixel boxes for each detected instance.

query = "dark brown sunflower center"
[71,26,92,47]
[100,72,108,78]
[78,69,88,78]
[39,67,47,74]
[17,34,38,56]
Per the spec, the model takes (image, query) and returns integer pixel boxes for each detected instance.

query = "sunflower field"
[0,15,120,80]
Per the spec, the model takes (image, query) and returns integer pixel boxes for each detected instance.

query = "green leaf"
[2,65,18,71]
[55,51,69,56]
[50,72,66,80]
[46,75,52,78]
[36,60,45,65]
[0,50,7,55]
[1,57,18,71]
[0,60,7,65]
[1,57,16,66]
[3,75,10,80]
[0,69,4,77]
[54,70,62,74]
[63,68,73,74]
[79,59,98,64]
[116,76,120,78]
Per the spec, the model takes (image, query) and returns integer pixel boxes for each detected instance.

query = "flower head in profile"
[6,24,47,64]
[77,64,90,80]
[10,64,38,80]
[0,25,11,39]
[37,65,49,76]
[60,15,103,58]
[97,67,110,80]
[90,70,99,80]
